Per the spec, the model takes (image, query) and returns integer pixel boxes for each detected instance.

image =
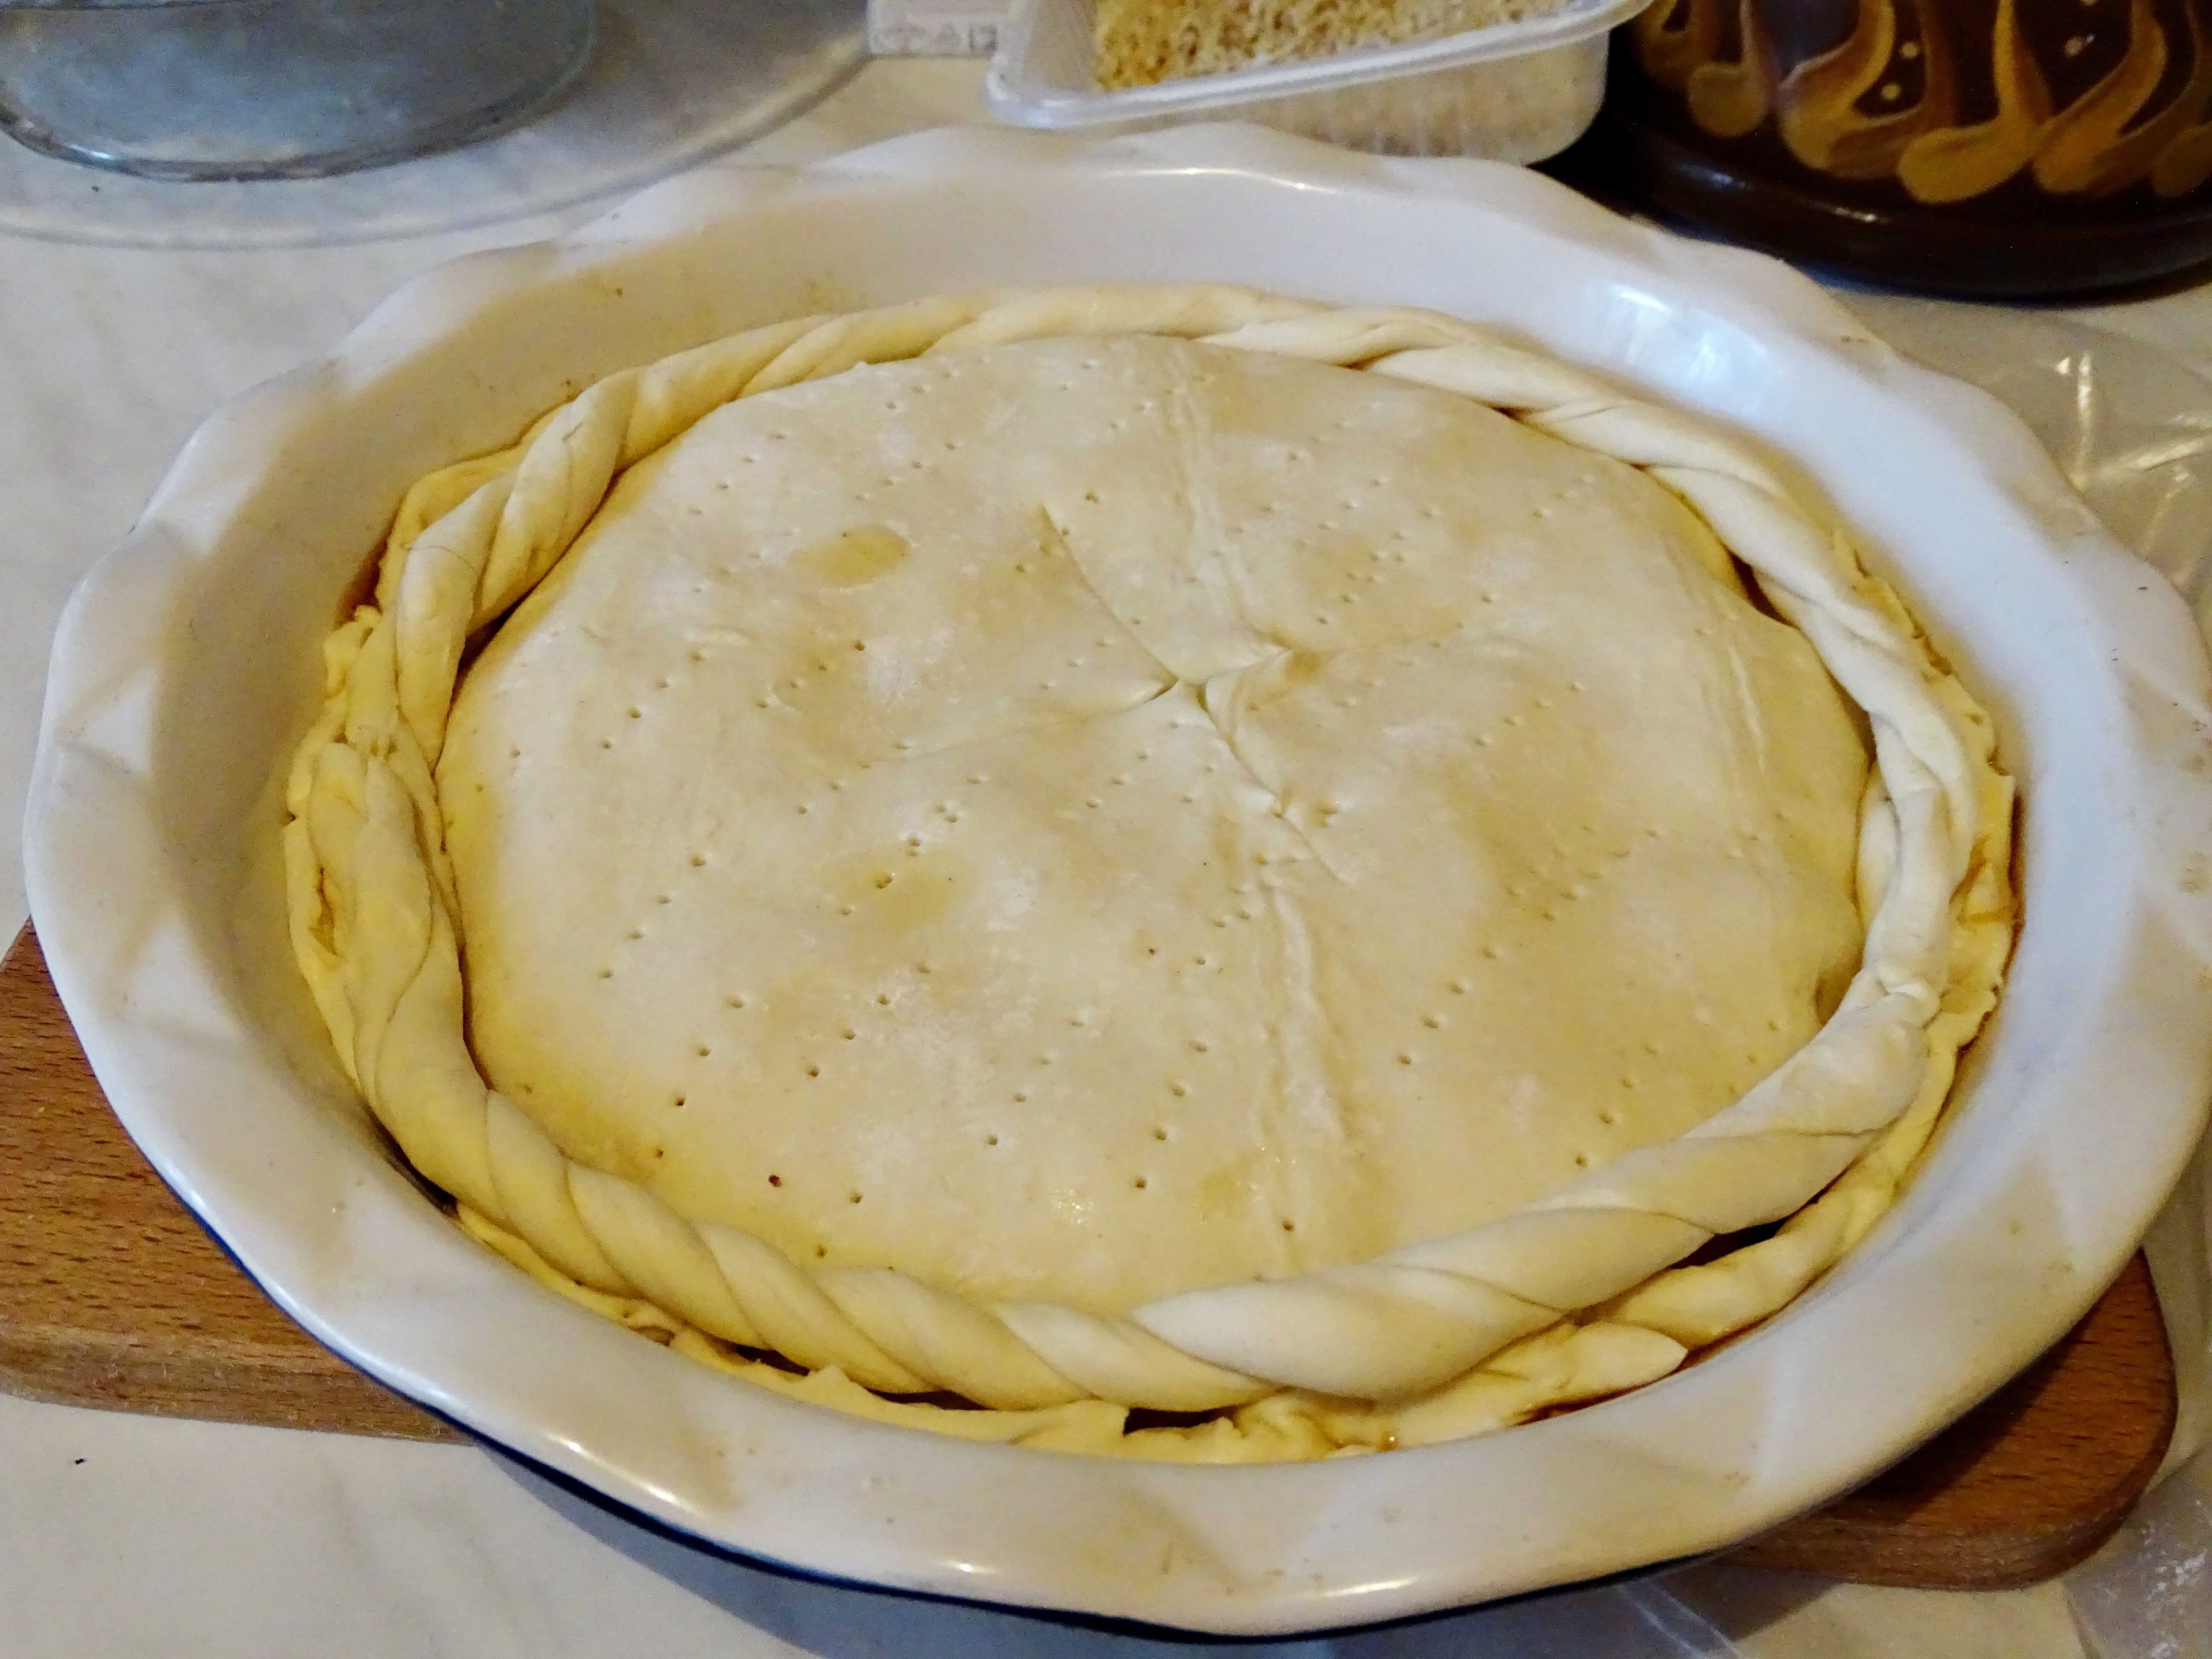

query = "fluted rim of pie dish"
[25,123,2212,1635]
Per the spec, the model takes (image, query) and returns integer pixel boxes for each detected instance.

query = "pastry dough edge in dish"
[281,283,2013,1463]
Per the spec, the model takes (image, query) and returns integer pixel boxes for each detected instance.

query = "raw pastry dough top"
[439,335,1869,1316]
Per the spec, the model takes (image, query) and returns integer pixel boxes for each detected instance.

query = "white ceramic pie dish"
[23,124,2212,1635]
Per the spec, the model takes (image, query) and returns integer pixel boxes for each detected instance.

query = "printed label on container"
[868,0,1013,55]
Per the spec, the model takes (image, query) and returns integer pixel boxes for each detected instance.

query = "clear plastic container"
[0,0,594,180]
[985,0,1648,160]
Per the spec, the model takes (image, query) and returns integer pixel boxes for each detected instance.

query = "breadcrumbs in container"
[987,0,1652,160]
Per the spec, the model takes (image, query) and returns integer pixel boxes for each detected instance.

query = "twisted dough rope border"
[284,284,2012,1456]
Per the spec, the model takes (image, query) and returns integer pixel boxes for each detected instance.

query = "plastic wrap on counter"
[1847,300,2212,641]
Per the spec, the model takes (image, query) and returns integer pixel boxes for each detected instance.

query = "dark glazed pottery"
[1576,0,2212,295]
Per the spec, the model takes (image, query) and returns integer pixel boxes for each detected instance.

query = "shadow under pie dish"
[284,281,2012,1461]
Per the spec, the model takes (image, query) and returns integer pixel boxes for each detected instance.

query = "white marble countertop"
[3,58,2209,1659]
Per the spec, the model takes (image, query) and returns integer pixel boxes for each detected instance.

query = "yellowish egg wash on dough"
[284,287,2013,1460]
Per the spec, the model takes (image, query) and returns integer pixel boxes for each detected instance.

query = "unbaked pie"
[285,286,2012,1461]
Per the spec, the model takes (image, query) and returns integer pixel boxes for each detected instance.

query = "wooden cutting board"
[0,923,2176,1589]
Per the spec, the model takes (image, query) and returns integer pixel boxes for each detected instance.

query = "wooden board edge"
[1,1327,465,1444]
[1728,1256,2177,1587]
